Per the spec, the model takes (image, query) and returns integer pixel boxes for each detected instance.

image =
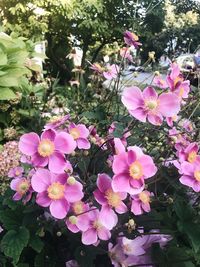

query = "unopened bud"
[67,176,76,185]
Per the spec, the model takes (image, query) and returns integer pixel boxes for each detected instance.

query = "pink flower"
[44,115,70,130]
[120,47,133,61]
[66,201,89,233]
[10,177,32,203]
[31,169,83,219]
[180,159,200,192]
[178,142,199,163]
[68,123,90,149]
[0,226,3,233]
[166,115,179,127]
[103,64,119,80]
[81,209,111,245]
[121,236,146,256]
[19,129,76,173]
[108,242,127,267]
[112,146,157,194]
[65,260,79,267]
[94,174,127,229]
[153,75,168,89]
[124,31,142,48]
[122,86,180,125]
[8,166,24,178]
[131,190,152,215]
[90,63,104,74]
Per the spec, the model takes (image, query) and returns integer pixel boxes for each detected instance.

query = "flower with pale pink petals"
[65,260,79,267]
[112,146,157,194]
[122,86,180,126]
[153,75,168,89]
[131,190,152,215]
[69,123,90,149]
[81,209,111,245]
[124,31,142,48]
[103,64,119,80]
[44,115,70,130]
[178,142,199,163]
[10,177,32,203]
[120,47,133,61]
[8,166,24,178]
[90,63,104,74]
[19,129,76,173]
[31,169,83,219]
[94,173,127,229]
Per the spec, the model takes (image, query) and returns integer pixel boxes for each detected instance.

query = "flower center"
[93,220,102,230]
[131,32,138,41]
[70,128,80,140]
[105,189,121,208]
[178,87,184,97]
[188,151,197,163]
[17,179,30,195]
[48,116,62,123]
[139,191,150,204]
[67,176,76,185]
[38,139,55,157]
[68,215,77,225]
[123,244,132,253]
[47,182,65,200]
[174,76,182,86]
[145,99,158,111]
[15,170,21,176]
[194,170,200,182]
[72,201,84,214]
[129,161,143,180]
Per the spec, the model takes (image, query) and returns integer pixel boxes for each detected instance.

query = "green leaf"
[181,222,200,253]
[0,53,7,65]
[1,227,30,264]
[0,87,16,100]
[29,235,44,253]
[0,210,22,230]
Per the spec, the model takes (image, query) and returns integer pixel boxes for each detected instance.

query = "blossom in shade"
[65,260,79,267]
[31,169,83,219]
[19,129,76,173]
[166,115,179,127]
[108,242,127,267]
[8,166,24,178]
[180,159,200,192]
[124,31,142,48]
[178,142,199,163]
[0,226,3,233]
[81,209,111,245]
[94,174,127,229]
[153,75,168,89]
[120,47,133,61]
[90,63,104,74]
[131,190,152,215]
[66,201,89,233]
[103,64,119,80]
[121,236,146,256]
[112,146,157,194]
[10,177,32,203]
[44,114,70,130]
[122,86,180,126]
[68,123,90,149]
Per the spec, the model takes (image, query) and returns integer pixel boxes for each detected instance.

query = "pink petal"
[112,174,131,193]
[77,124,89,138]
[77,138,90,149]
[138,155,157,178]
[41,129,56,141]
[31,169,51,193]
[122,86,144,110]
[10,178,21,190]
[142,202,151,212]
[19,133,39,156]
[55,132,76,154]
[158,93,180,117]
[76,214,90,231]
[143,86,158,99]
[129,108,147,122]
[65,182,83,203]
[192,182,200,192]
[181,162,194,176]
[13,192,22,201]
[97,173,111,193]
[31,152,48,167]
[36,192,51,207]
[127,150,137,165]
[179,175,194,188]
[48,152,66,173]
[115,202,127,214]
[129,178,144,189]
[98,227,111,241]
[93,189,107,205]
[147,114,163,126]
[82,229,98,245]
[99,206,118,230]
[131,200,142,215]
[49,199,69,219]
[112,152,129,174]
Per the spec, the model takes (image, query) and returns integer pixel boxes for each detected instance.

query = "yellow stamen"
[69,128,80,140]
[17,179,30,195]
[47,182,65,200]
[93,220,102,230]
[139,191,150,204]
[129,161,143,180]
[72,201,84,214]
[145,99,158,110]
[188,151,197,163]
[67,176,76,185]
[105,189,121,208]
[68,215,77,225]
[194,170,200,182]
[38,139,55,157]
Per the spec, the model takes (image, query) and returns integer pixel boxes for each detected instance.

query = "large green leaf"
[1,227,30,264]
[0,87,16,100]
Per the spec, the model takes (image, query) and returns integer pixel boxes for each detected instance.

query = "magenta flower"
[103,64,119,80]
[112,146,157,194]
[10,177,32,203]
[31,169,83,219]
[19,129,76,173]
[178,142,199,163]
[122,86,180,125]
[131,190,152,215]
[94,173,127,229]
[180,160,200,192]
[124,31,142,48]
[153,75,168,89]
[81,209,111,245]
[68,123,90,150]
[44,114,70,130]
[8,166,24,178]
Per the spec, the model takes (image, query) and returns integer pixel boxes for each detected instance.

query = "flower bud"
[67,176,76,185]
